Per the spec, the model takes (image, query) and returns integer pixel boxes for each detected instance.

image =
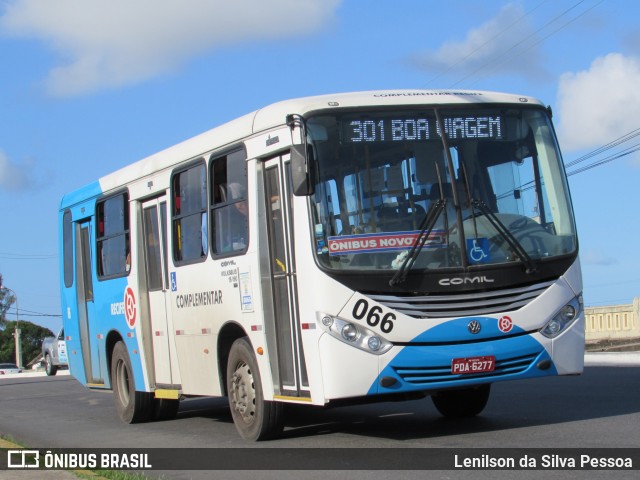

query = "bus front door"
[141,197,175,387]
[262,154,309,399]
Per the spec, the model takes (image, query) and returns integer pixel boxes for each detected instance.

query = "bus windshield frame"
[306,105,577,291]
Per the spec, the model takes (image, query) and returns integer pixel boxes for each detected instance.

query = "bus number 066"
[352,299,395,333]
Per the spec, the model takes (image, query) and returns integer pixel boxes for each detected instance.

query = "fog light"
[545,319,561,336]
[341,323,358,342]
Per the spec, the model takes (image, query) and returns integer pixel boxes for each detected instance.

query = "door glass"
[143,205,163,291]
[267,170,287,273]
[80,227,93,302]
[266,166,294,386]
[160,202,169,289]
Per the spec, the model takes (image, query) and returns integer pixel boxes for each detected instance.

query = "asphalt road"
[1,363,639,480]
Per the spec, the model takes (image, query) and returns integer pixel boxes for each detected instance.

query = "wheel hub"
[116,359,131,406]
[230,361,256,424]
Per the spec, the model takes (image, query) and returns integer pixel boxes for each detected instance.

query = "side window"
[211,150,247,256]
[63,210,73,287]
[172,161,207,263]
[96,192,130,278]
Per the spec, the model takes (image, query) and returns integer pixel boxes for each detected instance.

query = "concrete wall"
[584,298,640,343]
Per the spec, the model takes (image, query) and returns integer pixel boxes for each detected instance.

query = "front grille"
[394,353,538,385]
[370,280,554,318]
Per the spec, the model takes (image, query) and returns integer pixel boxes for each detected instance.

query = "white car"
[0,363,22,375]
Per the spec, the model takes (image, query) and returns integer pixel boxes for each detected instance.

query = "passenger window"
[96,192,130,278]
[172,161,207,263]
[210,150,248,256]
[63,210,73,287]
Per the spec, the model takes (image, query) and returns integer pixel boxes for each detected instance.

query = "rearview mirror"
[291,144,315,196]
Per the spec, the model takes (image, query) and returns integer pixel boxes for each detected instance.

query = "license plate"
[451,355,496,374]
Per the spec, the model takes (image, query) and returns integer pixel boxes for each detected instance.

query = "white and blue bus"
[59,90,583,440]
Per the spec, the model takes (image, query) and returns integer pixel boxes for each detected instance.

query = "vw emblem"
[468,320,481,334]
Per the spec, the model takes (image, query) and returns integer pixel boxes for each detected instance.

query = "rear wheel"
[227,337,283,441]
[431,384,491,418]
[44,353,58,376]
[111,341,152,424]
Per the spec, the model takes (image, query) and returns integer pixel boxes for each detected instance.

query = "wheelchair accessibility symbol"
[467,238,490,264]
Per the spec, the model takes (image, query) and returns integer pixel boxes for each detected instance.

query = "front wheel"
[431,384,491,418]
[111,341,153,424]
[227,337,283,441]
[44,353,58,376]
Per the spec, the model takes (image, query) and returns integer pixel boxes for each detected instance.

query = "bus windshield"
[308,107,577,273]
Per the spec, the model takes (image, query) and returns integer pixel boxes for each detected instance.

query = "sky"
[1,0,639,333]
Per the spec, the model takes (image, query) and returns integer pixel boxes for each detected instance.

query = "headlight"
[540,295,583,338]
[341,323,359,342]
[317,313,393,355]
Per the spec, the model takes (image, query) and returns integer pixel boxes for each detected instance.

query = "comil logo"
[7,450,39,468]
[438,276,495,286]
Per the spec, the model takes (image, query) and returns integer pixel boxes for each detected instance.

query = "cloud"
[411,3,546,84]
[581,249,618,267]
[0,149,33,191]
[0,0,340,96]
[556,53,640,152]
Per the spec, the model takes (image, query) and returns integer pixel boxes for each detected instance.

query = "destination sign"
[342,115,503,143]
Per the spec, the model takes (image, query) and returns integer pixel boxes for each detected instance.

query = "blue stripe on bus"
[64,277,147,391]
[368,317,555,395]
[95,277,147,391]
[59,181,103,210]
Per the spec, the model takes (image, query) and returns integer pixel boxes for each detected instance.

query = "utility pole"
[0,283,23,369]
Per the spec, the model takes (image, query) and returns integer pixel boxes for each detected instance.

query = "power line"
[0,252,57,260]
[567,144,640,176]
[562,125,640,175]
[11,307,61,317]
[4,308,62,318]
[493,126,640,200]
[425,0,549,88]
[564,127,640,168]
[451,0,594,88]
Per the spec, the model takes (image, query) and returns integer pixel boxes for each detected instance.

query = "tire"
[227,337,284,441]
[431,384,491,418]
[153,398,180,421]
[111,341,153,424]
[44,353,58,376]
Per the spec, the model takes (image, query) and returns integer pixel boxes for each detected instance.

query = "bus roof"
[60,89,545,209]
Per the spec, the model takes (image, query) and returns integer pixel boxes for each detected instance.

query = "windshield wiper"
[458,160,537,275]
[389,198,445,287]
[470,198,537,274]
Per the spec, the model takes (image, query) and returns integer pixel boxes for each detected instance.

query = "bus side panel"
[94,276,150,391]
[169,262,229,396]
